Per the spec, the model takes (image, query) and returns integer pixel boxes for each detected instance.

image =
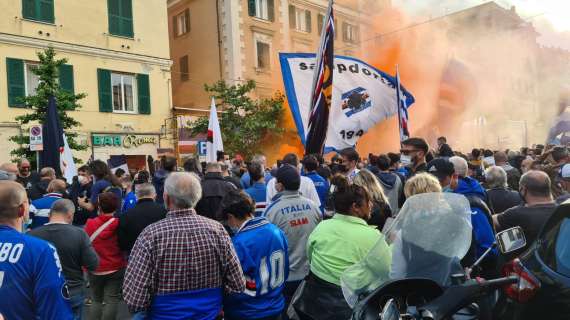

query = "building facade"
[167,0,388,158]
[0,0,172,169]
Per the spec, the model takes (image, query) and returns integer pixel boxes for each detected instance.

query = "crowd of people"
[0,136,568,319]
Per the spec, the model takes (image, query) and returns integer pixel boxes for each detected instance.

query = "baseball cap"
[427,158,455,179]
[276,164,301,191]
[560,163,570,179]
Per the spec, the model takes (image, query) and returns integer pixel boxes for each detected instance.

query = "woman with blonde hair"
[403,172,442,198]
[353,169,392,229]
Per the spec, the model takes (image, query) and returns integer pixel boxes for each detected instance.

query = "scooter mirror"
[381,298,400,320]
[496,227,526,253]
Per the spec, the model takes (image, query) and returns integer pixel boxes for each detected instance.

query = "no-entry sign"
[29,125,43,151]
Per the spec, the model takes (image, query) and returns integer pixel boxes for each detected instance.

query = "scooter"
[351,227,527,320]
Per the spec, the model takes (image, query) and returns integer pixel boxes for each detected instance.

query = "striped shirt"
[245,182,267,216]
[29,193,63,229]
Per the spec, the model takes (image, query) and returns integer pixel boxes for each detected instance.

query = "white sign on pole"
[29,125,43,151]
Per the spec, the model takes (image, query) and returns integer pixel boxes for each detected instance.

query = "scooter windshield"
[341,192,473,307]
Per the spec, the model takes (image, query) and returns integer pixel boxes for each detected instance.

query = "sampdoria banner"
[279,53,415,153]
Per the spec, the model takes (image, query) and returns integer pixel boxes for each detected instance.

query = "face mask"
[229,226,240,235]
[337,164,347,173]
[400,155,412,166]
[78,175,87,185]
[442,185,453,193]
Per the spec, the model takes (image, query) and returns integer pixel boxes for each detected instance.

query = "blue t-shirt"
[304,172,329,214]
[0,225,73,320]
[240,172,273,189]
[245,182,267,216]
[224,217,289,320]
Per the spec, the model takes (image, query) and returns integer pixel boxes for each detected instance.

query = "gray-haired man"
[118,183,167,253]
[29,198,99,319]
[123,172,244,318]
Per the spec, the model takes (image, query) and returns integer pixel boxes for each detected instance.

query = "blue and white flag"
[396,65,410,142]
[280,53,415,153]
[305,0,334,155]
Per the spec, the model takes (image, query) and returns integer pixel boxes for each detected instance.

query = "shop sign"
[92,135,158,148]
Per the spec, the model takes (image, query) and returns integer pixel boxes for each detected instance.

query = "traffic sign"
[198,141,207,156]
[29,125,43,151]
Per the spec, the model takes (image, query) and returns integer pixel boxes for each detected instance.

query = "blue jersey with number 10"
[224,217,289,320]
[0,225,73,320]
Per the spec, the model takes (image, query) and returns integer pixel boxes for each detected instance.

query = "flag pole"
[396,64,403,148]
[305,0,334,156]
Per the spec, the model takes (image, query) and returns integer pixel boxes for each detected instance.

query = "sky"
[392,0,570,50]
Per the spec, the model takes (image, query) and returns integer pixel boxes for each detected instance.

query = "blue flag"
[40,95,64,175]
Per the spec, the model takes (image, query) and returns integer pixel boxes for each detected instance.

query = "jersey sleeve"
[34,243,73,319]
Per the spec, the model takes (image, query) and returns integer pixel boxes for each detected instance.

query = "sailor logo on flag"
[341,87,372,117]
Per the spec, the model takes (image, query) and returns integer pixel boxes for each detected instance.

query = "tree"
[188,80,284,160]
[9,47,87,164]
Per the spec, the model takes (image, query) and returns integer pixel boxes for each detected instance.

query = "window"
[7,58,75,107]
[22,0,54,23]
[111,73,136,113]
[24,63,40,96]
[289,6,311,33]
[173,9,190,37]
[343,22,359,43]
[248,0,274,21]
[256,41,270,70]
[98,69,150,114]
[108,0,134,38]
[180,55,189,82]
[318,13,337,38]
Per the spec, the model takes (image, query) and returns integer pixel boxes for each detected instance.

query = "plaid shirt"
[123,208,245,312]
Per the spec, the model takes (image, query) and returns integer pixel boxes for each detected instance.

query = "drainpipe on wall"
[215,0,224,81]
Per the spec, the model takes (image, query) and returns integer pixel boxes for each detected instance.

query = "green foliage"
[9,47,87,164]
[188,80,284,160]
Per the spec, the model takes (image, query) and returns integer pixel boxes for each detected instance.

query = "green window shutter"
[137,74,150,115]
[108,0,121,36]
[184,9,190,32]
[306,10,311,33]
[120,0,133,37]
[108,0,133,37]
[22,0,37,20]
[97,69,112,113]
[6,58,26,108]
[248,0,256,17]
[289,5,295,29]
[58,64,74,94]
[267,0,274,22]
[172,15,178,36]
[39,0,54,23]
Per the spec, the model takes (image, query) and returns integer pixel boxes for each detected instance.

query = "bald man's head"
[520,170,552,199]
[0,163,18,181]
[0,181,28,222]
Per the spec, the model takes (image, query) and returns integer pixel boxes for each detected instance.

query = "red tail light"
[501,258,541,303]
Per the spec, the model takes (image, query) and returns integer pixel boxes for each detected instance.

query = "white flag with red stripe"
[206,97,223,163]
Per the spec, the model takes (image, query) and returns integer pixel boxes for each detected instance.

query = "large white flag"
[206,97,223,163]
[60,134,77,184]
[279,53,415,152]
